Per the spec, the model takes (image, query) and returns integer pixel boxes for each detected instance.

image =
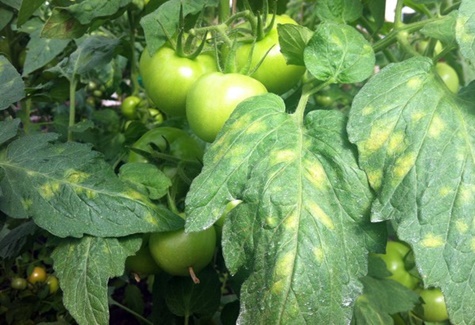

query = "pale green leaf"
[119,162,172,200]
[315,0,363,23]
[421,11,457,45]
[456,0,475,62]
[65,0,131,25]
[17,0,45,26]
[52,236,141,325]
[186,94,385,324]
[303,22,375,83]
[347,56,475,325]
[0,118,20,146]
[277,24,313,66]
[0,56,25,110]
[0,133,183,237]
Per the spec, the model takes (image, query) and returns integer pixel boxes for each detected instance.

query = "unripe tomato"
[121,96,142,119]
[235,15,305,94]
[435,62,459,93]
[415,287,449,322]
[46,275,60,294]
[186,72,267,142]
[128,127,204,164]
[139,46,217,117]
[11,277,28,290]
[375,241,419,289]
[125,234,161,275]
[148,226,216,277]
[28,266,47,284]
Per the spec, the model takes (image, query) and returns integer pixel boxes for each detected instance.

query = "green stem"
[127,10,140,96]
[67,78,78,142]
[293,80,332,125]
[110,299,153,325]
[394,0,405,28]
[219,0,230,23]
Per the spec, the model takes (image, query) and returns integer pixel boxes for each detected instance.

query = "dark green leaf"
[22,30,70,76]
[0,118,20,146]
[41,8,88,39]
[1,0,20,10]
[347,56,475,325]
[315,0,363,23]
[65,0,131,25]
[421,11,457,45]
[0,133,184,237]
[364,0,386,32]
[0,7,13,31]
[119,162,172,200]
[17,0,45,27]
[0,221,37,259]
[52,236,141,325]
[304,22,375,83]
[165,267,221,317]
[456,0,475,62]
[186,94,385,323]
[140,0,219,55]
[277,24,313,66]
[0,56,25,110]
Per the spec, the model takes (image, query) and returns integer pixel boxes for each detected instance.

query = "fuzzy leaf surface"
[0,56,25,110]
[185,94,385,324]
[456,0,475,61]
[52,236,141,325]
[0,133,183,237]
[347,56,475,325]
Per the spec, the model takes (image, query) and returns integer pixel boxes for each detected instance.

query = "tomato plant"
[234,15,306,94]
[186,72,267,142]
[139,45,217,117]
[1,0,475,324]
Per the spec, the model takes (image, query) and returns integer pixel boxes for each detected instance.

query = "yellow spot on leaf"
[275,252,294,278]
[456,220,468,234]
[428,115,445,138]
[270,150,296,165]
[393,152,417,179]
[421,233,444,248]
[439,186,453,197]
[305,161,327,190]
[246,121,266,134]
[284,212,298,230]
[21,198,33,211]
[40,182,61,200]
[307,201,335,230]
[362,105,374,116]
[145,213,158,225]
[367,169,383,190]
[411,112,426,123]
[313,247,324,263]
[271,279,285,294]
[407,76,423,89]
[387,132,405,155]
[65,169,90,184]
[363,122,394,152]
[266,216,279,228]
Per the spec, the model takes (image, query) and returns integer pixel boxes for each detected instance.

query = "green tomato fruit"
[435,62,459,93]
[121,96,142,120]
[149,226,216,277]
[11,277,28,290]
[139,46,217,117]
[235,15,305,94]
[46,275,60,294]
[128,126,204,164]
[375,241,419,289]
[125,235,161,275]
[186,72,267,142]
[27,266,47,284]
[416,287,449,322]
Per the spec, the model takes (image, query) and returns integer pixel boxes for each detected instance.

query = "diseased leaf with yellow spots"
[0,133,183,238]
[456,0,475,62]
[348,56,475,325]
[185,94,385,324]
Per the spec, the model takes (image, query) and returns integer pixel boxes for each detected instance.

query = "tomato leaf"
[347,56,475,325]
[64,0,131,25]
[119,162,172,200]
[0,118,20,146]
[165,267,221,317]
[353,277,419,324]
[0,56,25,110]
[0,133,183,238]
[0,7,14,31]
[22,30,70,76]
[0,221,37,259]
[277,24,313,66]
[304,22,375,83]
[456,0,475,62]
[315,0,363,23]
[41,8,88,39]
[140,0,219,56]
[51,235,141,325]
[420,11,457,45]
[185,94,385,323]
[17,0,45,27]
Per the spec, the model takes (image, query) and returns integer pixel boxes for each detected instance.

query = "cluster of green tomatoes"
[375,240,448,323]
[10,265,59,295]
